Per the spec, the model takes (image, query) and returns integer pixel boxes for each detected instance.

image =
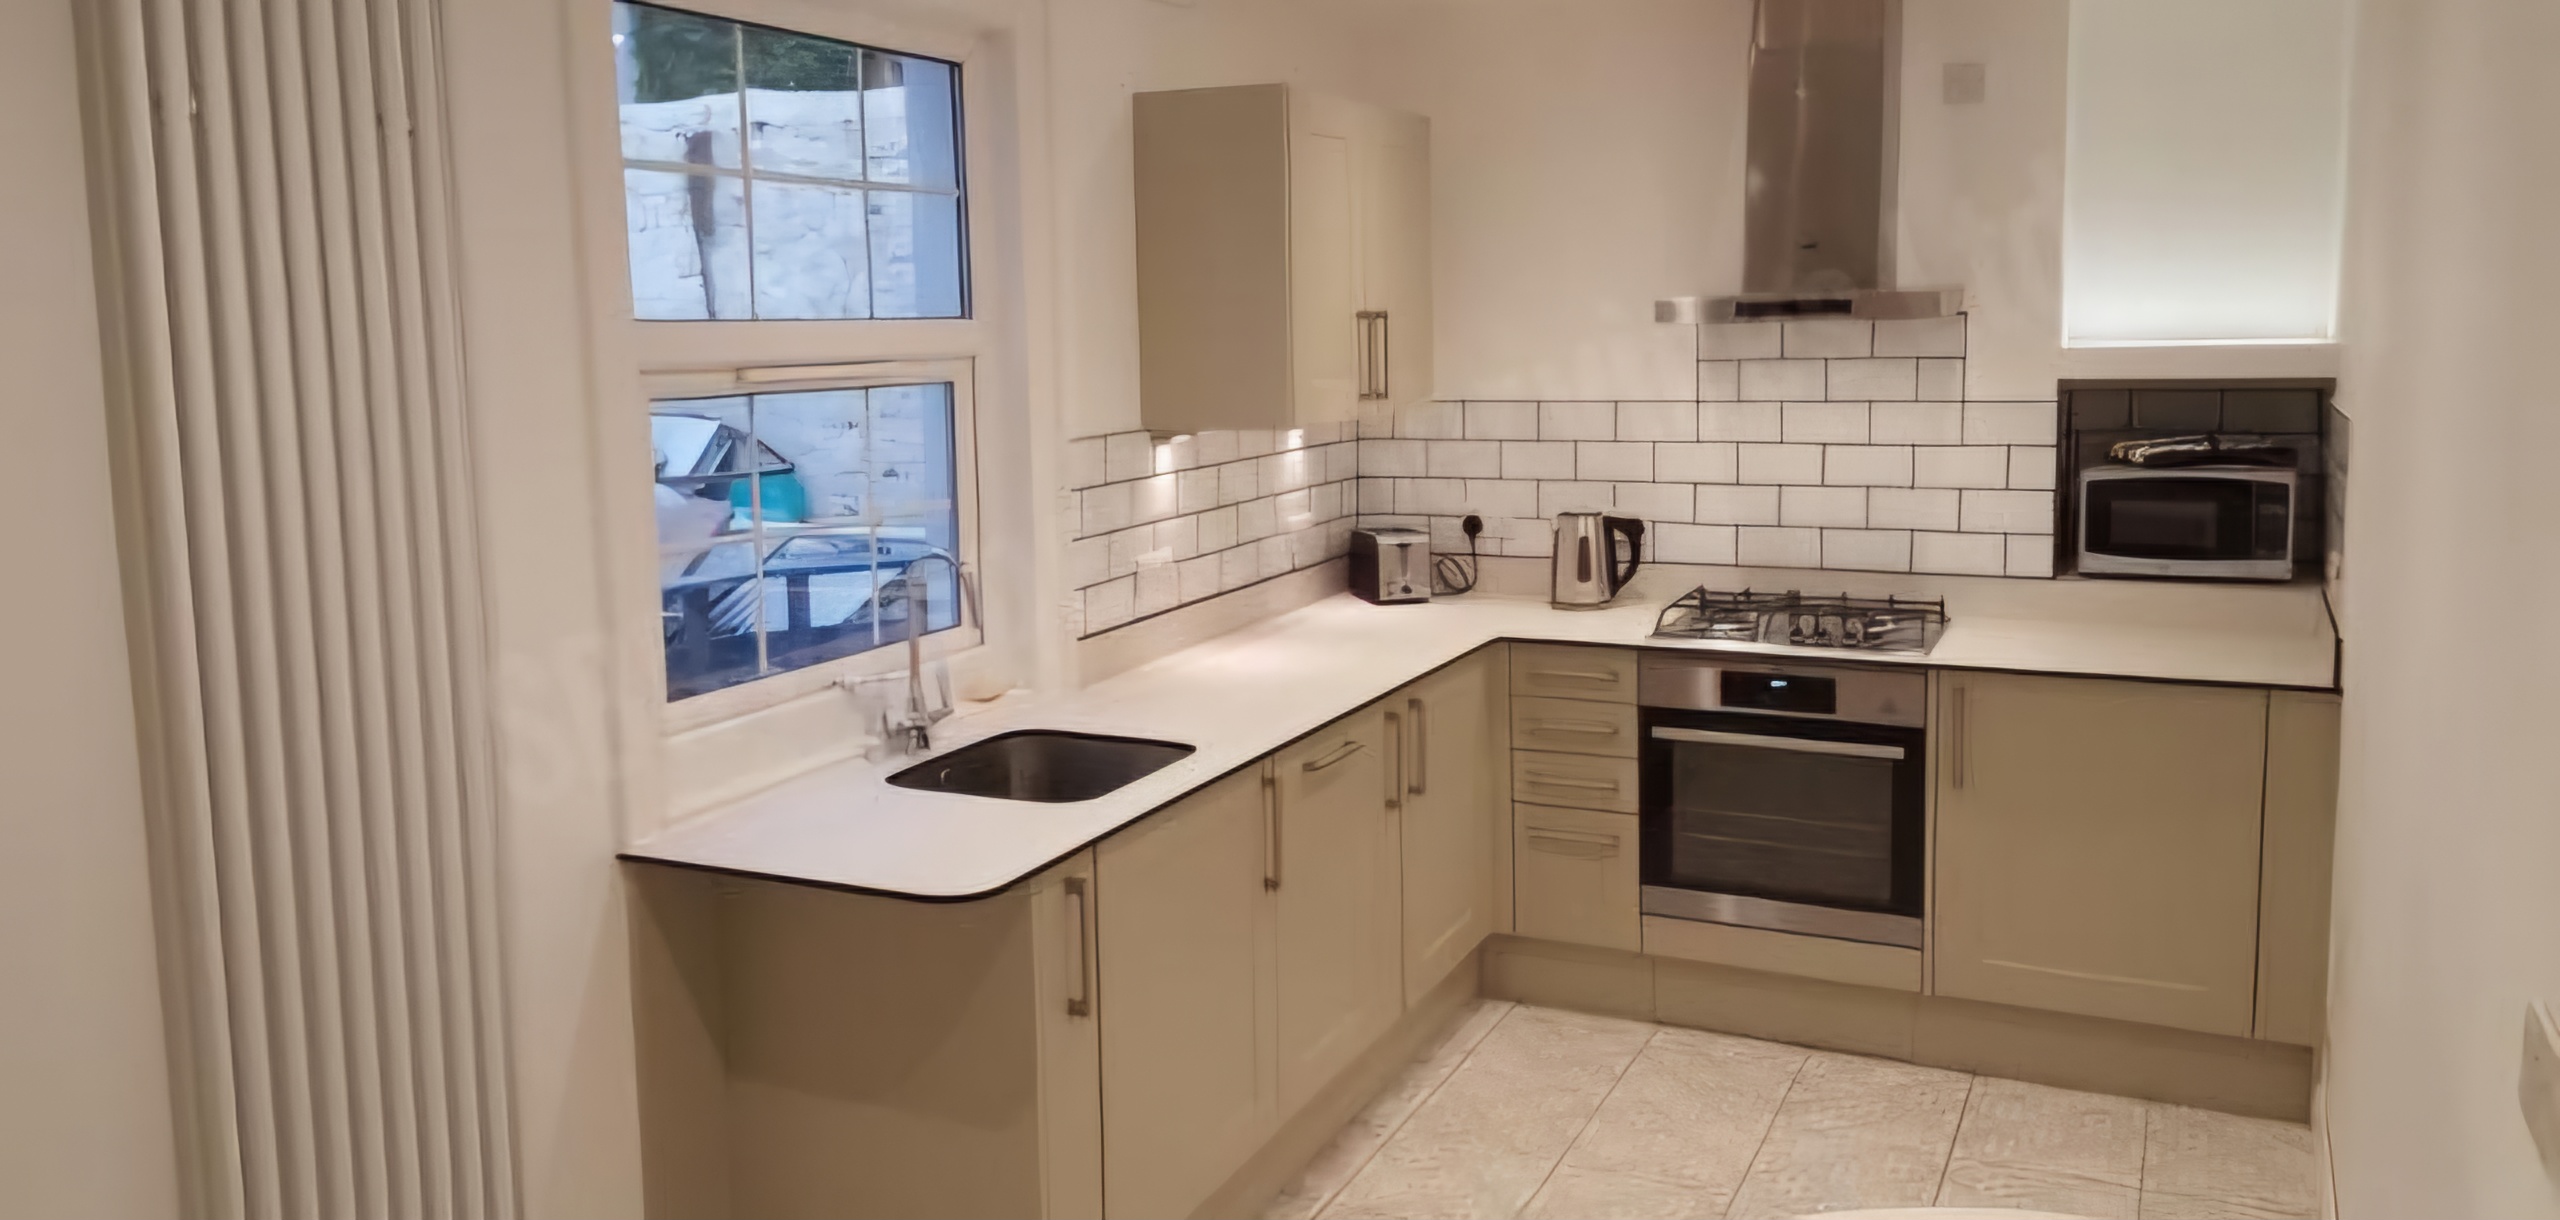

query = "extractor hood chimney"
[1705,0,1959,322]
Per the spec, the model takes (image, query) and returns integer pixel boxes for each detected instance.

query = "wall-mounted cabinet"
[1134,84,1433,434]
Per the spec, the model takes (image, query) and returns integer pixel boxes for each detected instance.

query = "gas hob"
[1651,586,1949,655]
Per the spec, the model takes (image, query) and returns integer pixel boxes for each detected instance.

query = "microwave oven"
[2076,464,2297,580]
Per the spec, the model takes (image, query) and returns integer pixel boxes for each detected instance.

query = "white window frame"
[606,0,1002,734]
[652,358,982,734]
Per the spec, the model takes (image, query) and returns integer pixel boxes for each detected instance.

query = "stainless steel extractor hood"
[1705,0,1959,323]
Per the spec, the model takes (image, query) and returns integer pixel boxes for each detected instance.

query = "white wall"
[1347,0,1752,403]
[2325,1,2560,1215]
[0,2,183,1216]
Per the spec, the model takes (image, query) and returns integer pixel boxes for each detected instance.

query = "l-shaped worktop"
[625,568,2338,900]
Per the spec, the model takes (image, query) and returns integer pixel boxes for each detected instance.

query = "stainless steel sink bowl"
[886,730,1196,803]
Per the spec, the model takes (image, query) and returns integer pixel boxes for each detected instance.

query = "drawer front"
[1510,750,1640,815]
[1514,805,1640,952]
[1510,644,1638,703]
[1510,696,1639,758]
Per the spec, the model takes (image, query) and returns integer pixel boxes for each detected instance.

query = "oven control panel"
[1636,653,1926,728]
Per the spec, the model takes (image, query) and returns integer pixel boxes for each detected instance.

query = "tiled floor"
[1261,1001,2322,1220]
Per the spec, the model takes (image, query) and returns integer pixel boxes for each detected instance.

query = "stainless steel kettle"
[1550,512,1646,608]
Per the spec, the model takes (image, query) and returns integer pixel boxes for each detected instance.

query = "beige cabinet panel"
[1135,85,1431,433]
[1033,853,1106,1220]
[1356,104,1432,413]
[1398,655,1498,1005]
[2257,690,2340,1046]
[1510,695,1640,758]
[1934,672,2268,1037]
[1274,705,1404,1111]
[1510,644,1638,703]
[1511,749,1640,815]
[1096,771,1273,1219]
[1514,805,1642,952]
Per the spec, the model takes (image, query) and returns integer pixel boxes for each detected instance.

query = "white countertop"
[625,572,2337,900]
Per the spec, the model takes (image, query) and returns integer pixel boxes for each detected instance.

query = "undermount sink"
[886,730,1196,803]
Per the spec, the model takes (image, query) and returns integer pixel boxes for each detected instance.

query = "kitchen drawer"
[1514,805,1640,952]
[1510,749,1639,815]
[1509,644,1637,703]
[1509,697,1639,758]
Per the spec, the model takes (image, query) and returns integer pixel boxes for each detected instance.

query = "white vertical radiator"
[78,0,516,1216]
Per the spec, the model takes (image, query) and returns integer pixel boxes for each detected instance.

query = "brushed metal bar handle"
[1378,310,1391,400]
[1407,697,1426,797]
[1065,876,1092,1017]
[1649,726,1905,761]
[1524,832,1620,860]
[1951,683,1969,791]
[1384,710,1403,810]
[1262,767,1280,891]
[1529,720,1622,736]
[1522,772,1620,792]
[1301,739,1364,772]
[1528,668,1621,683]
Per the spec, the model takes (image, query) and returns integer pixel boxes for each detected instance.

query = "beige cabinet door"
[1031,851,1105,1220]
[1934,672,2269,1037]
[1095,771,1273,1220]
[1273,704,1403,1110]
[1397,656,1496,1004]
[1356,104,1432,413]
[1289,92,1361,426]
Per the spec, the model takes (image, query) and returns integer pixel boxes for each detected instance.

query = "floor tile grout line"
[2135,1098,2158,1218]
[1928,1073,1981,1206]
[1512,1024,1660,1219]
[1721,1049,1816,1220]
[1310,1001,1516,1220]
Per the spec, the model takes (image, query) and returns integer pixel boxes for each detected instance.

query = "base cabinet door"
[1095,770,1273,1220]
[1273,705,1404,1111]
[1934,671,2268,1036]
[1397,655,1496,1004]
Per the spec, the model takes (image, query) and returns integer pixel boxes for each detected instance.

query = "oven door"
[1639,707,1925,948]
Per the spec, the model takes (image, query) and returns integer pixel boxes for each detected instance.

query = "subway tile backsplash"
[1066,316,2057,638]
[1355,315,2060,581]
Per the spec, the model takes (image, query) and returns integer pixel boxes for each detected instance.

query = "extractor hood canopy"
[1705,0,1959,323]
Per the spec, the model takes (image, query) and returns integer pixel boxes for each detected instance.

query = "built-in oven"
[1637,653,1927,949]
[2077,464,2297,580]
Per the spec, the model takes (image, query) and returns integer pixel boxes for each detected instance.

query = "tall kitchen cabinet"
[1134,84,1433,434]
[1933,671,2270,1037]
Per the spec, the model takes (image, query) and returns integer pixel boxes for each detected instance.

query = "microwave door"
[2078,471,2297,580]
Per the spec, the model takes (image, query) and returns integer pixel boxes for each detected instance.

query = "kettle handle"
[1604,516,1645,590]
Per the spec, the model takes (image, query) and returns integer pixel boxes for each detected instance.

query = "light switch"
[1943,62,1987,105]
[2525,1002,2560,1184]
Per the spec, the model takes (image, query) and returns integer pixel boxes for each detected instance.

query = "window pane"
[861,50,959,189]
[626,169,750,319]
[742,25,864,181]
[654,384,963,698]
[614,2,742,170]
[867,190,964,319]
[750,179,871,319]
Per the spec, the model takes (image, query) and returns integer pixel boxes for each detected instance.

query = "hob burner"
[1652,587,1948,655]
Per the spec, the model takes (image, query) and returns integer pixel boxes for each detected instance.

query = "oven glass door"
[1639,708,1924,920]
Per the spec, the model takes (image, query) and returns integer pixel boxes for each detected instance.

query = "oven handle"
[1649,725,1906,761]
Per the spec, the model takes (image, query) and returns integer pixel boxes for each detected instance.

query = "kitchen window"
[651,367,974,701]
[615,0,966,320]
[613,0,986,711]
